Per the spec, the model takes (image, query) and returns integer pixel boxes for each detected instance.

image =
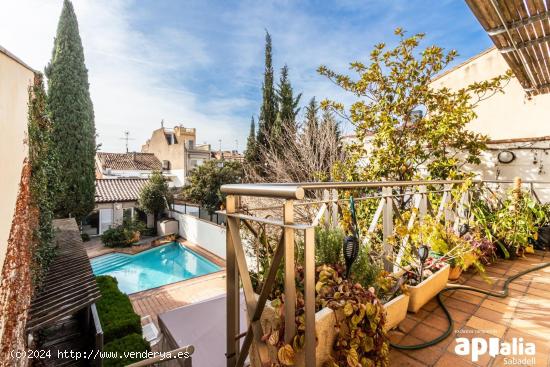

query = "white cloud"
[0,0,245,153]
[0,0,489,153]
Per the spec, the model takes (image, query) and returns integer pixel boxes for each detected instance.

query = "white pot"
[383,294,410,331]
[250,302,337,367]
[407,264,450,313]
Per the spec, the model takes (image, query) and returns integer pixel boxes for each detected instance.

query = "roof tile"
[97,152,162,171]
[95,178,149,203]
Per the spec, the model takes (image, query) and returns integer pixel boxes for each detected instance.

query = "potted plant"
[251,265,389,367]
[249,227,390,367]
[375,271,409,331]
[398,257,449,313]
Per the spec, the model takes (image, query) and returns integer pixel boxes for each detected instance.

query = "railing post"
[331,189,338,227]
[382,187,393,272]
[226,195,240,367]
[322,189,330,227]
[283,200,296,344]
[303,227,316,367]
[419,185,427,219]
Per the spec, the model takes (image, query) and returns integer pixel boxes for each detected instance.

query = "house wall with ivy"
[0,48,35,366]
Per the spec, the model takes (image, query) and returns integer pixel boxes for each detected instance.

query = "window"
[188,140,194,149]
[123,207,134,223]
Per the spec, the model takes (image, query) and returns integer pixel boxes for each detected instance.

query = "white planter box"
[251,301,337,367]
[407,264,450,313]
[157,218,178,236]
[383,294,409,331]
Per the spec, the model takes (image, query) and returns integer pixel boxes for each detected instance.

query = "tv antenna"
[119,130,135,153]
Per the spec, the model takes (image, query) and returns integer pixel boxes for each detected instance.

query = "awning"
[26,219,100,332]
[465,0,550,96]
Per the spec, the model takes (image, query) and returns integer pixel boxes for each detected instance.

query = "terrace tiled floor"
[388,250,550,367]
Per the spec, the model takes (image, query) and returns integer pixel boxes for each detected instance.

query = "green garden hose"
[390,261,550,350]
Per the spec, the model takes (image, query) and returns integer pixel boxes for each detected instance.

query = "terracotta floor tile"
[423,299,440,312]
[509,318,550,340]
[444,297,479,314]
[465,316,507,338]
[525,286,550,299]
[389,350,428,367]
[480,298,518,314]
[423,313,453,332]
[432,306,471,323]
[434,352,476,367]
[388,330,405,344]
[474,307,513,326]
[408,309,432,322]
[504,328,550,353]
[450,291,486,306]
[391,335,446,366]
[491,353,540,367]
[398,316,419,333]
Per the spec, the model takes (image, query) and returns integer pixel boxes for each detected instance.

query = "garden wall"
[0,47,35,367]
[170,211,226,259]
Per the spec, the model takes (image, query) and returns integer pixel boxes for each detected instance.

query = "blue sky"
[1,0,493,152]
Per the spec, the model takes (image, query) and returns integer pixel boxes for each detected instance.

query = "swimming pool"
[91,242,221,294]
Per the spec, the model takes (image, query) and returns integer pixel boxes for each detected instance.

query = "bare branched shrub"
[244,111,345,184]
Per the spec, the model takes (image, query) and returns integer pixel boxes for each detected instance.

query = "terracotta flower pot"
[383,294,410,331]
[448,266,463,281]
[407,264,450,313]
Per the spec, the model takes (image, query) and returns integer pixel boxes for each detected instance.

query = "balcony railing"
[220,179,549,367]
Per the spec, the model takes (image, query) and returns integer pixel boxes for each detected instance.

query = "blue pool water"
[91,242,221,294]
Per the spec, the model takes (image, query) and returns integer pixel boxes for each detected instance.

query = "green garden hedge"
[96,276,142,343]
[103,333,151,367]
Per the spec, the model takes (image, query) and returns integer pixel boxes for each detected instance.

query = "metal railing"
[172,202,226,226]
[89,304,103,367]
[220,179,550,367]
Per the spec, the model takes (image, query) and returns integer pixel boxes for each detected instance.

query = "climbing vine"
[28,74,59,289]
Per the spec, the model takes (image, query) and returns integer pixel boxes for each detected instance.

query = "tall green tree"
[256,31,278,154]
[138,171,172,232]
[276,65,301,141]
[46,0,96,221]
[319,28,511,183]
[244,116,257,165]
[183,160,243,215]
[303,97,320,161]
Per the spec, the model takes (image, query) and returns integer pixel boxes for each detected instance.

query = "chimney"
[132,152,136,161]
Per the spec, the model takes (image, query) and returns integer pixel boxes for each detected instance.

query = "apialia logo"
[455,337,536,363]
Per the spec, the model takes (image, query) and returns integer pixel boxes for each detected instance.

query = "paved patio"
[129,270,226,328]
[388,251,550,367]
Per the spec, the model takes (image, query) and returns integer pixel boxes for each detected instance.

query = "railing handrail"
[221,179,550,199]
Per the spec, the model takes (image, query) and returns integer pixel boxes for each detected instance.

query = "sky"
[0,0,493,153]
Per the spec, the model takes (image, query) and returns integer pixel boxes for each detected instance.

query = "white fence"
[170,211,226,259]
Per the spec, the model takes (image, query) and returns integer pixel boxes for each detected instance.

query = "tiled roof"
[97,152,162,171]
[95,178,149,203]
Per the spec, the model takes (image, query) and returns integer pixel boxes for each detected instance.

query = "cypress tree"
[304,98,319,137]
[303,97,320,162]
[244,116,257,164]
[276,65,301,140]
[256,31,278,153]
[46,0,96,221]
